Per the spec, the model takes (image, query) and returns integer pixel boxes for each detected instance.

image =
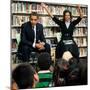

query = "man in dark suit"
[17,12,50,62]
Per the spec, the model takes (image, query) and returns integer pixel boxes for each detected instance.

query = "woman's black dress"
[52,16,82,60]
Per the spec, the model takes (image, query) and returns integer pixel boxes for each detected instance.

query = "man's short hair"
[12,63,35,89]
[38,52,52,70]
[30,12,39,19]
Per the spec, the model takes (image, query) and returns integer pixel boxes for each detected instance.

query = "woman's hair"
[63,10,72,21]
[12,63,36,89]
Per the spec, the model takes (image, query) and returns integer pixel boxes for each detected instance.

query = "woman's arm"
[41,3,62,26]
[41,3,54,18]
[73,5,83,25]
[77,4,83,18]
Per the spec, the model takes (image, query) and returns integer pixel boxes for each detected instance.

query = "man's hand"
[35,43,42,49]
[35,43,45,50]
[39,42,45,46]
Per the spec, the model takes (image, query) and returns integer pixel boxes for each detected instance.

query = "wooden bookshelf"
[11,0,88,58]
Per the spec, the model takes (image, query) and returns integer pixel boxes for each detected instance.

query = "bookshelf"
[11,0,88,59]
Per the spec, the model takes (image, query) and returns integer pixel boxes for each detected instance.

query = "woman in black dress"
[41,3,83,61]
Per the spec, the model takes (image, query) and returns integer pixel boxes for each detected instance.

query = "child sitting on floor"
[36,52,53,88]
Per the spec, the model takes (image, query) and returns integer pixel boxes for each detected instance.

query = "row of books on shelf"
[45,36,87,48]
[12,27,87,44]
[51,48,56,61]
[12,2,87,16]
[12,28,21,45]
[12,15,30,26]
[50,47,87,58]
[79,48,87,57]
[12,39,18,52]
[12,2,43,14]
[11,39,87,57]
[43,28,87,38]
[74,38,87,47]
[12,15,87,27]
[49,47,87,59]
[46,38,58,48]
[39,16,58,27]
[73,17,87,27]
[12,28,17,39]
[46,38,87,48]
[50,46,87,58]
[11,28,61,43]
[12,35,87,48]
[43,28,60,37]
[73,28,87,37]
[12,15,58,27]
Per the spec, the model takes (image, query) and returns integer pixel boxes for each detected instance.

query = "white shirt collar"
[65,20,70,29]
[38,70,51,73]
[32,25,36,30]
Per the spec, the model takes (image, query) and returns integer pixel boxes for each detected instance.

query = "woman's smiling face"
[64,12,71,21]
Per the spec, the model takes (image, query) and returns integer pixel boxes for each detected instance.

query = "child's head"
[38,52,52,70]
[54,52,79,86]
[54,58,69,86]
[12,63,39,89]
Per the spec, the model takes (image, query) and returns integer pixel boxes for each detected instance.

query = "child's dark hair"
[53,57,80,86]
[53,58,69,86]
[38,52,52,70]
[63,10,72,21]
[12,63,36,89]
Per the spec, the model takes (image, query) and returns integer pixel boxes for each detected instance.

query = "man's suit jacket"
[17,21,47,61]
[20,21,46,47]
